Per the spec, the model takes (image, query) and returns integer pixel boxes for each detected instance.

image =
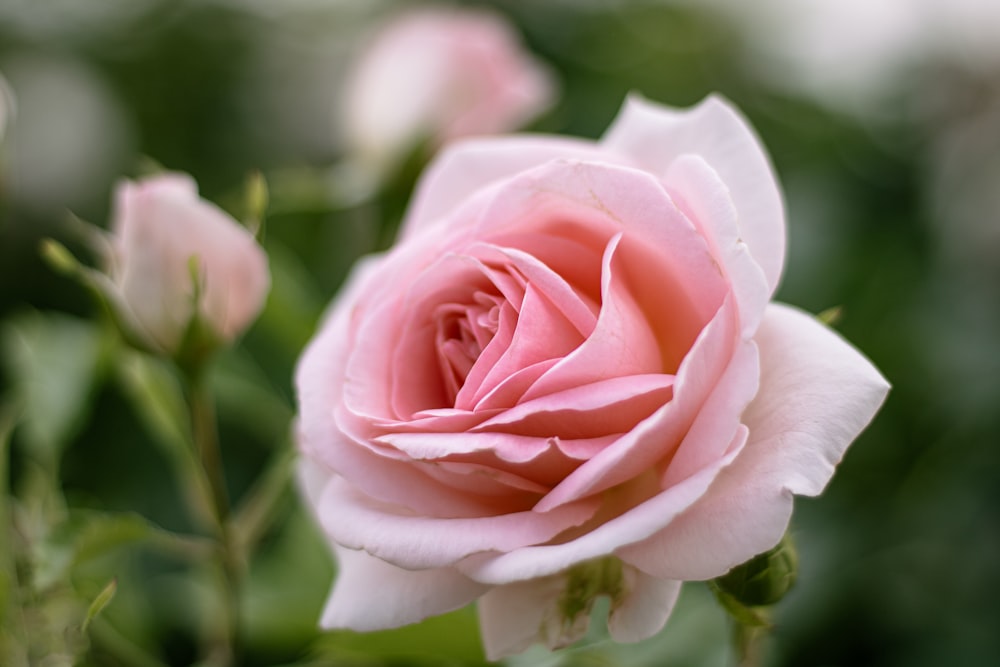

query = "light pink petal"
[415,458,552,497]
[477,575,589,661]
[617,303,889,580]
[602,94,785,292]
[535,295,739,512]
[375,430,554,463]
[607,570,682,643]
[659,338,758,487]
[320,545,487,631]
[401,136,615,240]
[746,303,891,496]
[666,154,770,335]
[475,374,674,439]
[320,478,600,570]
[458,427,745,585]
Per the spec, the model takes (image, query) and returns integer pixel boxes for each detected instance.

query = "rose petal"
[535,294,739,512]
[477,575,583,661]
[602,94,785,292]
[320,545,487,631]
[617,303,890,580]
[607,570,682,643]
[521,233,663,400]
[458,426,746,585]
[665,153,770,336]
[659,337,758,488]
[320,478,601,570]
[402,136,618,240]
[474,373,674,439]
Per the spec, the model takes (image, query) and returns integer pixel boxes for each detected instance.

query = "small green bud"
[817,306,843,327]
[39,239,80,276]
[714,532,798,609]
[244,170,269,236]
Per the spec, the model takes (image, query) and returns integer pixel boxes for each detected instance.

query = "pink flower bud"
[341,7,555,174]
[109,173,269,355]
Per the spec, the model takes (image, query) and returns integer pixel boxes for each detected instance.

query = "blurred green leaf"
[314,605,488,667]
[33,510,212,592]
[114,350,218,529]
[1,312,106,463]
[82,578,117,633]
[256,240,326,354]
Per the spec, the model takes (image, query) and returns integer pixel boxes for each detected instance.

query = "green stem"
[733,621,766,667]
[185,370,241,667]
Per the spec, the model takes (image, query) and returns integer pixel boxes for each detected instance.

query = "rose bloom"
[297,95,889,659]
[341,7,554,175]
[108,173,270,355]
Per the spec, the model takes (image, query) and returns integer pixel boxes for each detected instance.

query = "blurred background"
[1,0,999,665]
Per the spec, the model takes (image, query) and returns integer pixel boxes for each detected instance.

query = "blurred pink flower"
[341,7,555,174]
[297,95,888,659]
[109,173,270,355]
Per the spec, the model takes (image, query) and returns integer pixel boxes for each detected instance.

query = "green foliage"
[1,312,106,463]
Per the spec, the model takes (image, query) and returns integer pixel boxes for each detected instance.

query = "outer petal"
[617,303,890,580]
[602,94,785,293]
[477,575,587,661]
[607,570,682,643]
[459,426,746,585]
[320,545,487,631]
[401,136,614,239]
[665,154,770,336]
[320,478,600,570]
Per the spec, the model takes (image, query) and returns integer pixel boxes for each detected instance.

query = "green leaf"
[115,351,190,458]
[1,312,105,463]
[33,510,213,592]
[82,578,117,633]
[114,351,218,530]
[255,240,325,353]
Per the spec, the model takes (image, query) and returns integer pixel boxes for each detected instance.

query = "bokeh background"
[2,0,999,665]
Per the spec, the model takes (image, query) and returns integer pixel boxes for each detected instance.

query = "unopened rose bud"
[341,7,555,177]
[714,532,798,609]
[108,173,270,360]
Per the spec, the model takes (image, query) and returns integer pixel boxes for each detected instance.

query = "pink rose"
[341,7,555,174]
[109,173,270,355]
[296,95,888,659]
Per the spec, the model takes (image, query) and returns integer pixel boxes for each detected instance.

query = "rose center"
[434,290,504,403]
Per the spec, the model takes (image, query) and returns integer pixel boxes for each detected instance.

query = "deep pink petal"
[522,234,663,399]
[535,295,739,512]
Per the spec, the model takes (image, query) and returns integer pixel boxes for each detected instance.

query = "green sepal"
[713,532,798,609]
